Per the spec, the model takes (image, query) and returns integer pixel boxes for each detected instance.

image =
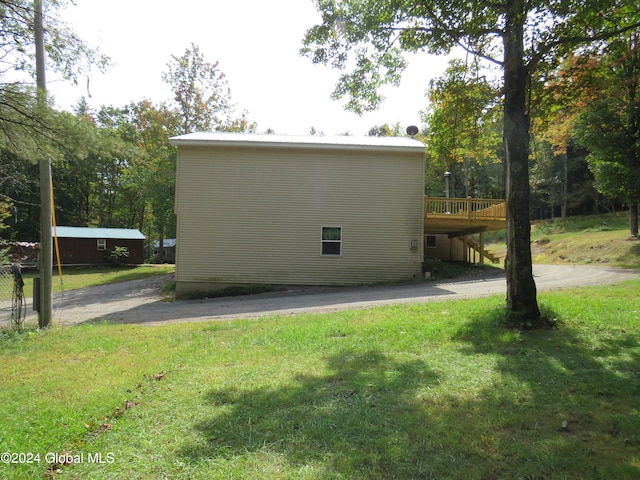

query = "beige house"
[169,133,426,298]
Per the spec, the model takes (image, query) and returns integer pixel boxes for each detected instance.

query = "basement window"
[425,235,437,248]
[321,226,342,256]
[97,239,107,251]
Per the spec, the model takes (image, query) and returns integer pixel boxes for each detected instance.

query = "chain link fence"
[0,264,26,331]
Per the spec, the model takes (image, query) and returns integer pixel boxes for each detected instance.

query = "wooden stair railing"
[466,238,501,264]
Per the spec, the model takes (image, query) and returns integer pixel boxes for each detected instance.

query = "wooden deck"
[424,197,506,236]
[423,197,506,265]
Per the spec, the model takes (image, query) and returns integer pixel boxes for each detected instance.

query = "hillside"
[489,212,640,268]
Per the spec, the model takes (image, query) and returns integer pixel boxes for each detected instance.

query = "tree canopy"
[162,43,256,135]
[162,43,233,135]
[0,2,102,160]
[0,0,108,233]
[423,58,502,170]
[573,34,640,236]
[302,1,638,114]
[0,21,256,263]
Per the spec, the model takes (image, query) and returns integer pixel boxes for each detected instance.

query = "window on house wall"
[321,226,342,256]
[97,239,107,251]
[425,235,437,248]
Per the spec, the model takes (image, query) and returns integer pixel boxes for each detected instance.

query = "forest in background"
[1,1,639,264]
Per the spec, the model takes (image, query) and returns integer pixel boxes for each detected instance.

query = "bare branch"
[529,21,640,70]
[455,39,504,67]
[387,26,504,66]
[0,193,39,207]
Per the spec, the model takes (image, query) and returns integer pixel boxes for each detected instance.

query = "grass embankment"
[1,280,639,479]
[488,212,640,268]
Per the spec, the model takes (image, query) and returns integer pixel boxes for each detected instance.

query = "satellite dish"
[406,125,419,136]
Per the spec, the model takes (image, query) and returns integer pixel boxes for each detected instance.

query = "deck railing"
[424,197,506,220]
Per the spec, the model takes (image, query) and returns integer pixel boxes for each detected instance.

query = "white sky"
[48,0,452,136]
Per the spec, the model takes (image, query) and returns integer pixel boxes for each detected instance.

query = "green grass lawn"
[486,212,640,268]
[1,279,639,479]
[18,264,175,298]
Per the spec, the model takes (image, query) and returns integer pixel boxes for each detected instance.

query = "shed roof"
[154,238,176,248]
[53,226,145,240]
[169,132,425,153]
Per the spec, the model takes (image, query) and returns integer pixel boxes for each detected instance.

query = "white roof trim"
[53,226,145,240]
[169,132,425,153]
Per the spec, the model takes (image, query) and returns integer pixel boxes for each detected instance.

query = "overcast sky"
[48,0,452,136]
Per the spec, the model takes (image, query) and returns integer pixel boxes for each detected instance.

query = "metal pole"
[35,0,52,328]
[444,171,451,214]
[444,171,451,198]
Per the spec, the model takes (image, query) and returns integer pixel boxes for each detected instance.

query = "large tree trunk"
[630,201,639,237]
[503,1,542,325]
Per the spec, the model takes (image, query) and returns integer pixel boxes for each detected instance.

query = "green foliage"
[1,39,259,244]
[0,0,109,84]
[570,35,640,234]
[43,109,145,230]
[367,121,405,137]
[109,246,129,264]
[423,59,504,198]
[0,149,39,239]
[529,139,599,218]
[424,59,502,170]
[576,99,640,204]
[301,0,638,114]
[106,100,180,243]
[162,42,256,134]
[577,102,632,200]
[0,0,114,243]
[0,200,10,233]
[0,1,108,159]
[0,85,52,161]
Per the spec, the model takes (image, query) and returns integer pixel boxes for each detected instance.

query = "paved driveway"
[24,265,640,327]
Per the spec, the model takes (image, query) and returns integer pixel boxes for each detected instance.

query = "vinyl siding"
[175,144,424,294]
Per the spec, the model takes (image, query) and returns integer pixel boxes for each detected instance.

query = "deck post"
[479,232,485,266]
[463,235,468,263]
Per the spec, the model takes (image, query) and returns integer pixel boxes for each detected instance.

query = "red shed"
[53,227,145,265]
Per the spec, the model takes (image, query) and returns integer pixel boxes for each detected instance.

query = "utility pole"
[35,0,52,328]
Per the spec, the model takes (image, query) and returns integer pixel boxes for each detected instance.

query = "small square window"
[97,239,107,251]
[425,235,437,248]
[321,226,342,256]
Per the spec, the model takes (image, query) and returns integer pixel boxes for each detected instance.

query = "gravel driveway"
[24,265,640,327]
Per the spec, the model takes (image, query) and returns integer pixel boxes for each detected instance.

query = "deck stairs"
[466,238,501,264]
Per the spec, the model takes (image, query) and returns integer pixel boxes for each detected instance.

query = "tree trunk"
[630,201,639,237]
[561,155,568,220]
[503,1,542,325]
